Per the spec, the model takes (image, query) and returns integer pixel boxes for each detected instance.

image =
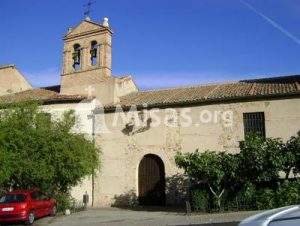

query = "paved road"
[29,208,259,226]
[1,208,259,226]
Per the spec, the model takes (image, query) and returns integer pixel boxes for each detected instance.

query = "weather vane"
[83,0,96,18]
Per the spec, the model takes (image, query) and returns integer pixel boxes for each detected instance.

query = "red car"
[0,189,56,225]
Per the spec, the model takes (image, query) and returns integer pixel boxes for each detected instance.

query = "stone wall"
[59,20,138,103]
[93,97,300,207]
[39,97,300,207]
[0,65,32,96]
[60,20,114,99]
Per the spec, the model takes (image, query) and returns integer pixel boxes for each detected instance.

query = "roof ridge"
[0,88,89,104]
[2,88,88,99]
[84,19,104,27]
[240,74,300,82]
[138,80,237,93]
[136,74,300,94]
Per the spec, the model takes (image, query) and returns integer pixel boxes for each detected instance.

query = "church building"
[0,17,300,207]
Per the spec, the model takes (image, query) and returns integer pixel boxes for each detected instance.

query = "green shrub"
[191,189,209,212]
[237,182,256,210]
[255,188,276,210]
[276,180,300,207]
[53,192,74,212]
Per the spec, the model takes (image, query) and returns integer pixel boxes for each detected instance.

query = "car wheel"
[50,205,57,216]
[25,212,35,225]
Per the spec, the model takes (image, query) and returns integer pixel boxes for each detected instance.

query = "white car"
[239,205,300,226]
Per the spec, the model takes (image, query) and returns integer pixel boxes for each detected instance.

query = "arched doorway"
[138,154,166,206]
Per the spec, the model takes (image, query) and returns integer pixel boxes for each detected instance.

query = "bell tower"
[60,17,113,96]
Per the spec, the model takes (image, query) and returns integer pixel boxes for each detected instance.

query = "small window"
[73,44,81,71]
[90,41,98,66]
[243,112,265,138]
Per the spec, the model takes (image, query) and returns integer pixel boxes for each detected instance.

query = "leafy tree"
[175,150,238,209]
[239,134,284,183]
[175,133,300,212]
[0,102,100,202]
[282,132,300,178]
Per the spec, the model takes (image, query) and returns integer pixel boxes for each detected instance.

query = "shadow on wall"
[166,173,189,207]
[112,174,188,209]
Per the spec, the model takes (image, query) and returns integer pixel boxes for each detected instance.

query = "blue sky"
[1,0,300,89]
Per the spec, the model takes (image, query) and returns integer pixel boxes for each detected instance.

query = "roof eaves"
[101,91,300,113]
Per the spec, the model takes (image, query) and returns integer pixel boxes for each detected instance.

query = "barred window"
[243,112,265,138]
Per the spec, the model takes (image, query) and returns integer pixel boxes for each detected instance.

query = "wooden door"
[138,154,165,206]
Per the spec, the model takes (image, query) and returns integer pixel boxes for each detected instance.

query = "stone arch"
[138,154,166,206]
[73,43,81,71]
[90,40,98,66]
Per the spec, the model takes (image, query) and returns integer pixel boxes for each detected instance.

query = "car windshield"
[0,194,26,204]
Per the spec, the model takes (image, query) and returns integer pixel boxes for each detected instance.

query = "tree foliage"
[175,133,300,211]
[282,132,300,178]
[0,102,100,196]
[175,150,238,209]
[239,134,284,182]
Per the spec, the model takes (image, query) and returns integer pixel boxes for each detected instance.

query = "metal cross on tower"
[83,0,96,18]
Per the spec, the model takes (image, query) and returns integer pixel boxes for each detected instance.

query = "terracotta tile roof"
[0,88,87,104]
[104,75,300,110]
